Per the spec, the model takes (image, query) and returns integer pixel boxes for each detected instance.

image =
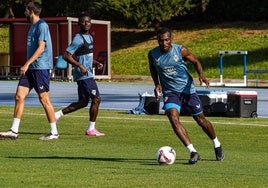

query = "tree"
[93,0,208,28]
[0,0,42,18]
[41,0,95,17]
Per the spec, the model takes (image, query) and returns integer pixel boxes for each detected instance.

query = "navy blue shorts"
[163,92,203,116]
[18,69,50,93]
[77,78,100,100]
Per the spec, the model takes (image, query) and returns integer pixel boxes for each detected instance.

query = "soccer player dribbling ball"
[148,27,225,164]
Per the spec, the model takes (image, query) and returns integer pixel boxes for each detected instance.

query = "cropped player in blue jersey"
[0,1,59,140]
[55,12,105,136]
[149,27,224,164]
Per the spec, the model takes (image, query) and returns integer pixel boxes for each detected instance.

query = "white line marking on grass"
[1,110,268,127]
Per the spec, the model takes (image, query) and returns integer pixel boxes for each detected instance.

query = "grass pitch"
[0,106,267,188]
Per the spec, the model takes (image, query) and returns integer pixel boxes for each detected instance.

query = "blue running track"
[0,80,267,117]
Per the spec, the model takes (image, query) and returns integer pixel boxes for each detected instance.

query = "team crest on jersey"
[173,54,179,62]
[155,57,161,65]
[91,89,97,96]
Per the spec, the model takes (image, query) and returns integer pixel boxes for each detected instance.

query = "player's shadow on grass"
[7,156,158,165]
[7,156,215,165]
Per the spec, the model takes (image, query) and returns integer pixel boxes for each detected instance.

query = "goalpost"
[210,50,248,87]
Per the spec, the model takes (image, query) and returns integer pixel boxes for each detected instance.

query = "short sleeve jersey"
[27,19,53,70]
[150,44,196,94]
[66,33,94,81]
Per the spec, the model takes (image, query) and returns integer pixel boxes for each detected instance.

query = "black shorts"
[163,92,203,116]
[18,69,50,93]
[77,78,100,101]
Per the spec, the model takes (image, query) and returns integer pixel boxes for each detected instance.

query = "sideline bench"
[247,69,268,86]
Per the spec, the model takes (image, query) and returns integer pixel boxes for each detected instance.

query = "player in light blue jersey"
[0,1,59,140]
[55,12,105,136]
[149,27,224,164]
[27,20,53,70]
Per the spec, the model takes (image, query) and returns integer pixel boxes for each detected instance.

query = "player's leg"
[166,108,191,146]
[89,96,101,122]
[166,107,201,164]
[38,91,57,123]
[85,78,104,136]
[0,76,30,139]
[193,113,224,161]
[188,93,224,161]
[38,90,60,140]
[32,70,59,140]
[13,86,30,119]
[163,92,200,164]
[193,113,216,139]
[60,99,89,115]
[55,79,89,119]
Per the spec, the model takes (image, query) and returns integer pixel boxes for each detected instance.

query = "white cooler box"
[197,90,227,116]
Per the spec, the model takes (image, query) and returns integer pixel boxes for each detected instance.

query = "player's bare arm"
[20,41,46,75]
[63,51,87,75]
[181,47,210,88]
[148,52,159,86]
[148,51,162,99]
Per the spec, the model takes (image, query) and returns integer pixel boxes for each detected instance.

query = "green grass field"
[111,22,268,79]
[0,106,267,188]
[1,22,268,80]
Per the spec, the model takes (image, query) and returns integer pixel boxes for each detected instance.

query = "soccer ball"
[156,146,176,165]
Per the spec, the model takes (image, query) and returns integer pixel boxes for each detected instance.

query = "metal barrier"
[0,66,68,81]
[0,66,20,79]
[247,69,268,86]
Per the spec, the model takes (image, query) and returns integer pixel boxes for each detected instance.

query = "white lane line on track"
[1,111,268,127]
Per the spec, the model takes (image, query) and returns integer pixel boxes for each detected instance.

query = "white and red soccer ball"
[156,146,176,165]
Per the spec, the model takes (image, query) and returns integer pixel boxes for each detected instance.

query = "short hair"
[26,1,42,15]
[157,27,172,37]
[78,12,91,23]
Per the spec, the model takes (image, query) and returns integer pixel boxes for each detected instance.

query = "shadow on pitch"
[7,155,158,165]
[6,156,215,165]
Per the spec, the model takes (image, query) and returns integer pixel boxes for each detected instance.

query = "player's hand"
[94,60,103,70]
[96,62,103,70]
[20,64,29,75]
[199,77,210,88]
[154,85,162,100]
[79,65,87,75]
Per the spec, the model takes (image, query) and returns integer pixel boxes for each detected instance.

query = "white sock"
[87,121,95,131]
[11,118,20,133]
[212,137,221,148]
[55,110,64,120]
[50,122,58,135]
[186,144,197,153]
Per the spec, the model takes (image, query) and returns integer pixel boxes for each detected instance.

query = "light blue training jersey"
[150,44,196,94]
[66,33,94,81]
[27,19,53,70]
